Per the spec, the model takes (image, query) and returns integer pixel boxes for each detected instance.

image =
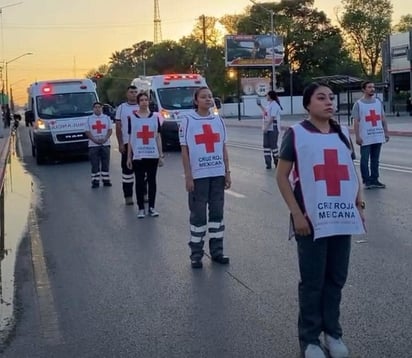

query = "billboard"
[225,34,284,67]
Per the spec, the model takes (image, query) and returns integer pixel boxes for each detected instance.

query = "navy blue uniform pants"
[296,234,351,350]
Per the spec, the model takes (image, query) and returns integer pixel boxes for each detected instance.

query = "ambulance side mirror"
[149,102,158,112]
[25,110,34,124]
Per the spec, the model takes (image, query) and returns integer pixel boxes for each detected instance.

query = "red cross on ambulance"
[92,120,106,134]
[137,125,155,144]
[195,124,220,153]
[313,149,350,196]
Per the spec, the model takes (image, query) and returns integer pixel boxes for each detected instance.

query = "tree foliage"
[236,0,361,90]
[87,0,367,103]
[338,0,392,77]
[393,15,412,33]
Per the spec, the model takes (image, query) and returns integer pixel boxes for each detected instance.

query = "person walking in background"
[126,92,164,219]
[257,90,282,169]
[276,82,365,358]
[85,102,113,188]
[352,81,389,189]
[180,87,231,269]
[115,85,139,205]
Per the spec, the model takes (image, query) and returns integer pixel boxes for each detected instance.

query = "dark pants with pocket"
[89,145,111,183]
[132,158,159,210]
[121,144,134,198]
[263,127,279,168]
[296,234,351,350]
[188,176,225,261]
[360,143,382,184]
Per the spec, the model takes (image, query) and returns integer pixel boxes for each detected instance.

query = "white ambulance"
[26,79,98,164]
[131,74,218,148]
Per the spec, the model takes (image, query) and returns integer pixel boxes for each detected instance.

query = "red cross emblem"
[365,109,381,127]
[137,125,155,144]
[195,124,220,153]
[92,119,106,133]
[313,149,350,196]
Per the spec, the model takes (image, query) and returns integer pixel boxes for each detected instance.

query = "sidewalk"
[224,114,412,137]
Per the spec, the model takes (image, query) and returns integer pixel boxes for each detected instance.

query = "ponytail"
[329,119,356,160]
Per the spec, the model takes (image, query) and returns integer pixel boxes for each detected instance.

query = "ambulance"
[131,74,218,148]
[26,79,98,164]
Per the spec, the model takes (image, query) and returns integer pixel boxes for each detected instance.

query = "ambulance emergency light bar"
[163,74,201,85]
[41,80,89,94]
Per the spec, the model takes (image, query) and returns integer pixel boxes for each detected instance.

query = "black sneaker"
[103,181,112,187]
[371,180,386,189]
[91,181,99,189]
[364,182,373,189]
[211,255,230,265]
[191,260,203,269]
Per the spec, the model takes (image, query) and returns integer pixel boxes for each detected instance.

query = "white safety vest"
[129,114,159,160]
[180,111,226,179]
[86,114,112,147]
[115,102,140,143]
[358,100,385,146]
[292,124,365,240]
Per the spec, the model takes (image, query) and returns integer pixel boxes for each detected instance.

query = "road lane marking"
[228,142,412,174]
[226,189,246,198]
[29,208,64,346]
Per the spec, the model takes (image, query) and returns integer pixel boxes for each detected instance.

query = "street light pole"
[289,67,293,115]
[270,9,276,91]
[249,0,276,91]
[4,52,33,106]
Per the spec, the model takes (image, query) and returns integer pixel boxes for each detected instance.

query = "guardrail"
[0,130,11,255]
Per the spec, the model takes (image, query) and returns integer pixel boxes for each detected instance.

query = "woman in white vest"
[257,90,282,169]
[126,92,164,219]
[179,87,231,269]
[276,82,366,358]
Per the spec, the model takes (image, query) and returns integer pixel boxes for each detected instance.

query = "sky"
[1,0,410,104]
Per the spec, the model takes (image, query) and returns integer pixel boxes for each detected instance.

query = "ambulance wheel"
[36,148,46,165]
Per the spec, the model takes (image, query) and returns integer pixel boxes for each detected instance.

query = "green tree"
[338,0,392,77]
[190,15,222,47]
[219,14,246,35]
[393,14,412,33]
[235,0,360,91]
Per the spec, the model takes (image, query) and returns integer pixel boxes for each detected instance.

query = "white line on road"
[29,208,64,346]
[226,189,246,198]
[228,142,412,174]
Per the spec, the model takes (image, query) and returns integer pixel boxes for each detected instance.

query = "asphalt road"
[2,125,412,358]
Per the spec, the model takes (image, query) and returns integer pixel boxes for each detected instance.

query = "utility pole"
[201,14,208,78]
[249,0,276,91]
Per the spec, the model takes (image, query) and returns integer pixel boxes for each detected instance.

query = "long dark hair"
[303,82,351,151]
[267,90,283,110]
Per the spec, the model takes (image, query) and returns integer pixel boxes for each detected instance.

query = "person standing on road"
[352,81,389,189]
[180,87,232,269]
[257,90,282,169]
[115,85,139,205]
[276,82,365,358]
[126,92,164,219]
[85,102,113,188]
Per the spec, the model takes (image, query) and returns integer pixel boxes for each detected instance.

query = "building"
[382,30,412,113]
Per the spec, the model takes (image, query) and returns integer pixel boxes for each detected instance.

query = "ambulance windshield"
[36,92,98,119]
[157,87,198,110]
